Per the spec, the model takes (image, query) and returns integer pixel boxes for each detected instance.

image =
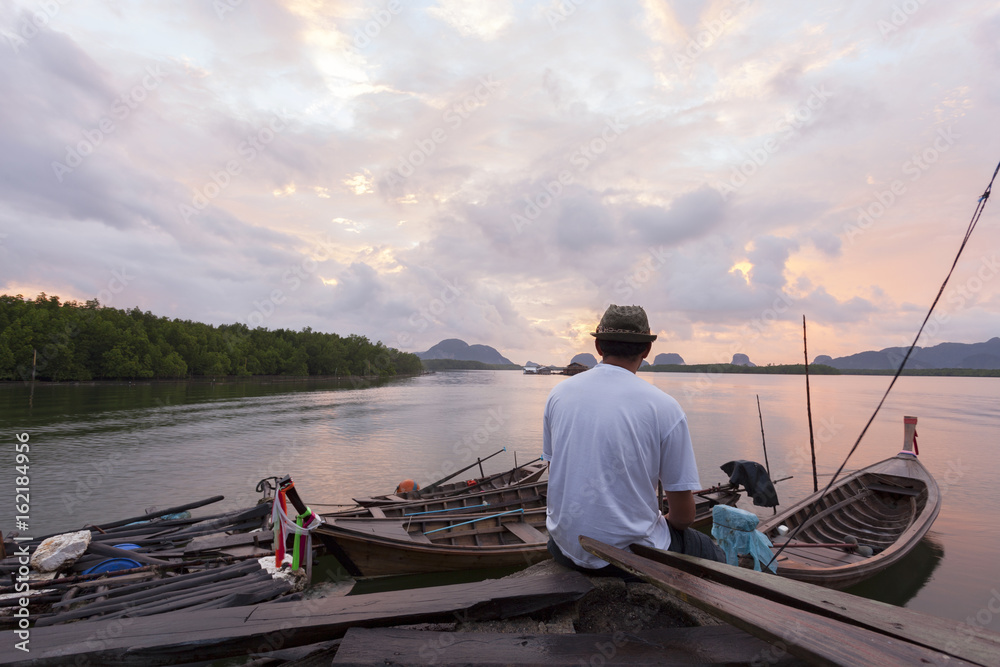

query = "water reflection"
[1,371,996,628]
[843,533,945,606]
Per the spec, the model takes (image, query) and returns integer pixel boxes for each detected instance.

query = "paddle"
[443,456,544,497]
[420,447,507,495]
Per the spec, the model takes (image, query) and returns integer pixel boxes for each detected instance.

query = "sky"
[1,0,998,367]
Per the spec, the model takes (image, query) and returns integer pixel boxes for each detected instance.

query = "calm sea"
[1,371,997,629]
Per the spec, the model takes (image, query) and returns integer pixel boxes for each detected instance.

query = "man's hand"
[664,490,696,531]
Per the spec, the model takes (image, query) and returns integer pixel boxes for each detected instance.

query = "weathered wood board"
[581,536,983,667]
[630,543,1000,667]
[1,571,592,666]
[330,626,802,666]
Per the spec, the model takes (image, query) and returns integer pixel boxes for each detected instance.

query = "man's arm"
[663,490,696,531]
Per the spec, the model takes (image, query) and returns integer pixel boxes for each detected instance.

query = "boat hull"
[758,454,940,589]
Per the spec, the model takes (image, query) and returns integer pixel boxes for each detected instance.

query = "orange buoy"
[395,479,420,494]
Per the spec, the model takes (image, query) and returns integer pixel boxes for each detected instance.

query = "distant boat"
[758,416,940,589]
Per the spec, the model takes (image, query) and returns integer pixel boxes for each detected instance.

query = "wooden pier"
[5,483,1000,665]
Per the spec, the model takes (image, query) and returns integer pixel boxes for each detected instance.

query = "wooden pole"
[803,316,818,493]
[756,394,776,514]
[421,447,507,494]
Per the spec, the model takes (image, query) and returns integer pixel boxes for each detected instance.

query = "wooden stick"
[447,457,543,496]
[421,447,507,494]
[756,394,777,515]
[803,315,818,493]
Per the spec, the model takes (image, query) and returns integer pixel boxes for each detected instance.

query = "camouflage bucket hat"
[591,304,657,342]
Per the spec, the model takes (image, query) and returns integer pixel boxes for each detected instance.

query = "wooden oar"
[446,457,543,496]
[420,447,507,494]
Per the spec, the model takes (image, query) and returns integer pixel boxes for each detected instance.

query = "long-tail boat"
[352,460,548,507]
[757,416,940,589]
[315,507,551,577]
[317,482,741,576]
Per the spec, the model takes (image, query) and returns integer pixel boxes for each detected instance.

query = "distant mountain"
[815,338,1000,370]
[640,360,650,368]
[653,353,685,365]
[417,339,514,365]
[524,361,540,367]
[732,353,756,367]
[570,353,598,368]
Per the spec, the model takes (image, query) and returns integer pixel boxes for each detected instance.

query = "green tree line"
[0,294,423,381]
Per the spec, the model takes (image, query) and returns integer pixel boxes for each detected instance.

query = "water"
[1,371,997,630]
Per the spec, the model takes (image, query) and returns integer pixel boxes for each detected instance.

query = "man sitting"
[543,304,725,576]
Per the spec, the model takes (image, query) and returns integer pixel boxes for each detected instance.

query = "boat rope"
[423,508,524,535]
[404,503,490,516]
[766,158,1000,571]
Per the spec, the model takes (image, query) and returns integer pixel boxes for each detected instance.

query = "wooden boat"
[352,460,548,507]
[326,480,547,520]
[757,416,940,589]
[318,481,741,577]
[688,484,741,529]
[315,507,551,577]
[335,479,736,525]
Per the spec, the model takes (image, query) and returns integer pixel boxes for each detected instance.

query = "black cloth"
[720,459,779,507]
[665,523,727,562]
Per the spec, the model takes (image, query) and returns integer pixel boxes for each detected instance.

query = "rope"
[271,491,321,571]
[766,159,1000,571]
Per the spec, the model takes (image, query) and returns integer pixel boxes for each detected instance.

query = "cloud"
[2,0,999,366]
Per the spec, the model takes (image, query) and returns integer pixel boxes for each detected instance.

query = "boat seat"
[504,522,547,544]
[866,483,921,497]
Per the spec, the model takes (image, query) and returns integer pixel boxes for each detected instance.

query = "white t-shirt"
[542,363,701,568]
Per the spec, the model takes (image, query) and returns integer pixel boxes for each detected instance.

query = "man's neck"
[601,356,642,374]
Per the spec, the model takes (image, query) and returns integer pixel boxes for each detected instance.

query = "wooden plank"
[867,483,921,497]
[629,544,1000,667]
[332,626,801,665]
[503,522,547,544]
[2,571,593,666]
[183,530,274,553]
[581,537,981,667]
